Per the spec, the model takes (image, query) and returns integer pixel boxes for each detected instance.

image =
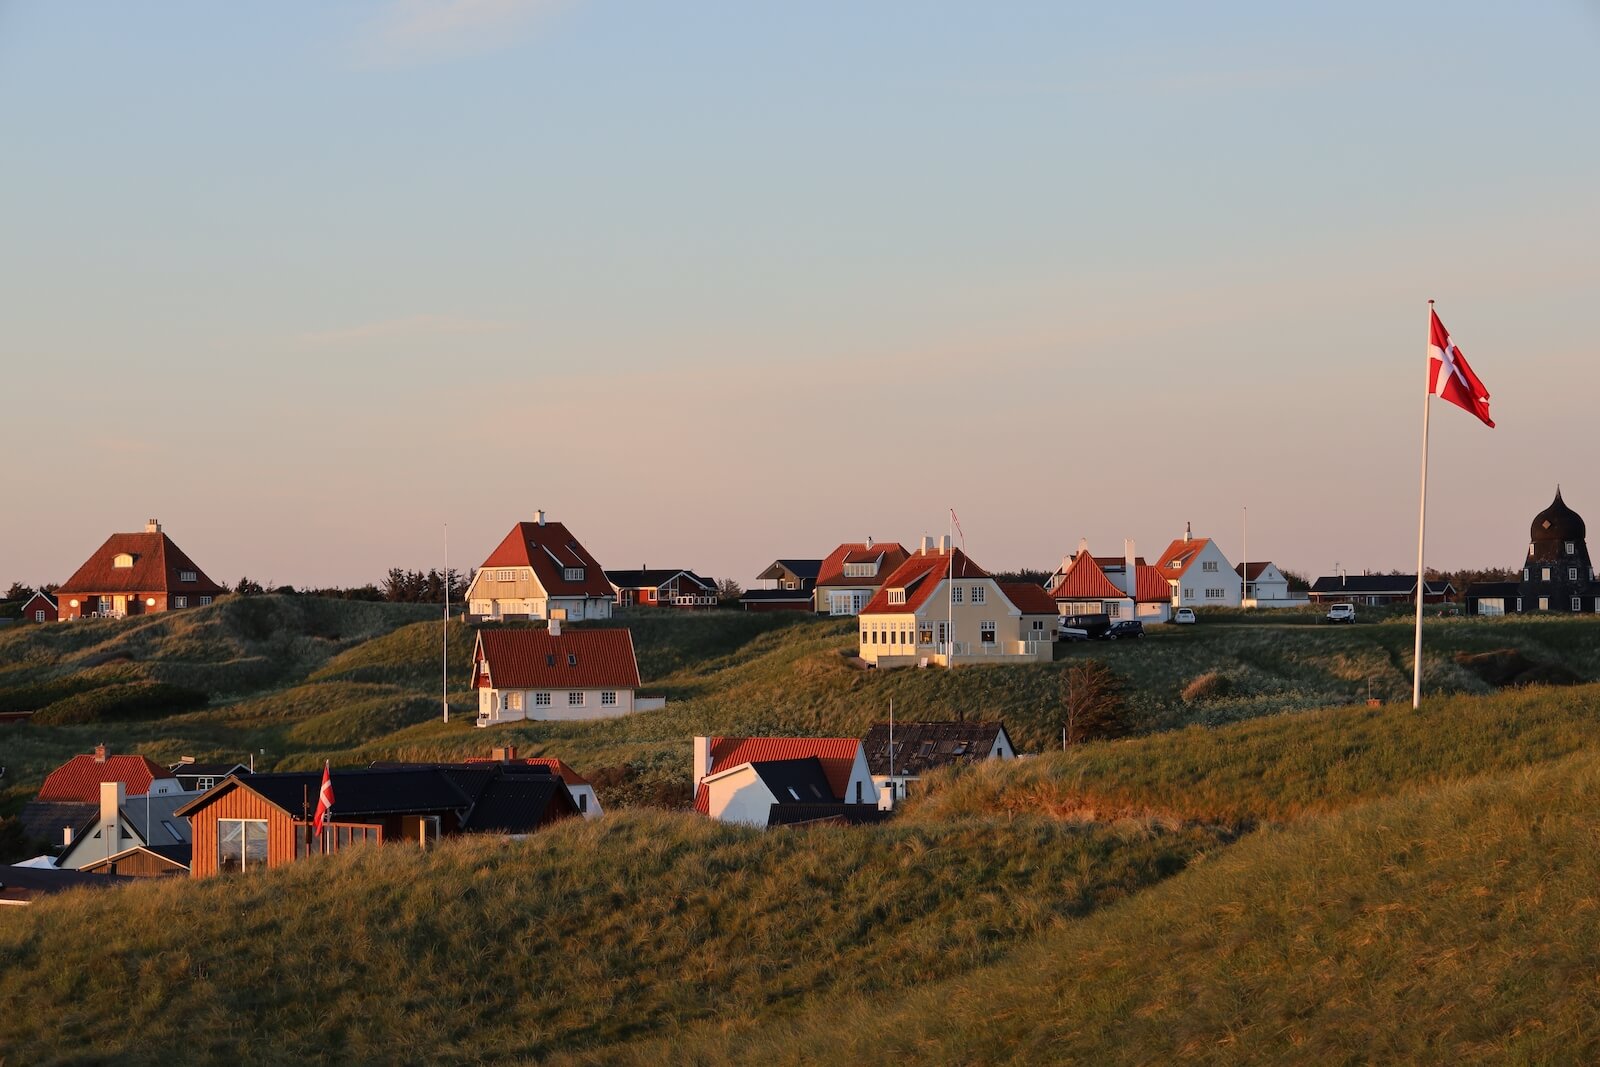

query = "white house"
[692,736,879,826]
[464,511,615,624]
[472,621,652,727]
[859,721,1015,802]
[1154,526,1241,609]
[1237,561,1304,608]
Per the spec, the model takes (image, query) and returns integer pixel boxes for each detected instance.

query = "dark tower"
[1516,488,1598,613]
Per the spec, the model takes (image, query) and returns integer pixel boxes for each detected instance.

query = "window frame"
[217,818,268,873]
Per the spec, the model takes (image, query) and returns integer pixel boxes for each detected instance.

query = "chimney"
[867,536,874,549]
[101,780,124,822]
[492,746,515,763]
[1124,539,1138,597]
[536,509,546,526]
[1184,522,1192,543]
[94,743,107,764]
[939,534,952,553]
[693,736,713,784]
[878,782,896,812]
[549,617,562,637]
[1077,537,1090,559]
[919,535,933,555]
[146,519,161,533]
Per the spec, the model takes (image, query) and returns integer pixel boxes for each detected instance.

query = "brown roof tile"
[472,628,641,690]
[480,520,614,599]
[56,531,223,597]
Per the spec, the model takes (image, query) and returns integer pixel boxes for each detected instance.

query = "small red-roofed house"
[692,736,880,826]
[1155,524,1241,609]
[470,622,651,726]
[813,540,910,615]
[464,512,615,624]
[855,536,1057,668]
[1049,539,1174,623]
[55,520,225,621]
[19,744,185,847]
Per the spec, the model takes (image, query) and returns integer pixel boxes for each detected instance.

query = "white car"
[1173,607,1197,624]
[1326,603,1357,623]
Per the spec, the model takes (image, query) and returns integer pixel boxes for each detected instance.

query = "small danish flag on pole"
[1428,307,1495,428]
[313,760,334,836]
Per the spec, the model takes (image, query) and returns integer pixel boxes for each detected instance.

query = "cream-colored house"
[465,512,615,623]
[856,537,1057,668]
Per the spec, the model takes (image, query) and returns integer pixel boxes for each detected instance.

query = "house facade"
[1154,527,1241,609]
[470,622,647,726]
[814,541,910,616]
[1465,490,1600,616]
[856,537,1057,668]
[1309,574,1454,606]
[464,512,614,624]
[16,592,57,623]
[19,745,182,846]
[860,721,1015,802]
[55,520,224,621]
[739,559,821,613]
[1049,541,1173,623]
[56,780,194,874]
[692,736,880,826]
[607,568,718,609]
[1237,562,1303,608]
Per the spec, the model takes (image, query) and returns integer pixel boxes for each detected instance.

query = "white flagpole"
[1412,300,1434,709]
[443,523,450,724]
[947,512,955,667]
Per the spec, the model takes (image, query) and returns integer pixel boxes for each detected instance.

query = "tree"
[990,567,1052,587]
[1058,659,1133,747]
[1279,569,1313,592]
[715,577,743,602]
[4,582,34,603]
[234,577,266,597]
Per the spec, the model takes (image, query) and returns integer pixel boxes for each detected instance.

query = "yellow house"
[857,537,1057,668]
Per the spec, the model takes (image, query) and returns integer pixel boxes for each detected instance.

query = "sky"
[2,1,1597,589]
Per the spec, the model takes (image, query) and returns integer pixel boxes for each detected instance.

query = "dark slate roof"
[1309,575,1453,596]
[18,801,96,845]
[766,803,892,827]
[606,569,716,591]
[1531,488,1586,544]
[460,773,576,833]
[750,758,836,805]
[738,588,814,603]
[0,865,133,902]
[1464,581,1520,597]
[860,721,1008,777]
[756,559,822,581]
[170,762,249,778]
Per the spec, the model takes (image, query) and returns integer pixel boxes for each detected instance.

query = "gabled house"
[607,568,719,609]
[740,559,822,613]
[856,537,1057,668]
[16,591,57,624]
[860,720,1016,802]
[57,781,193,875]
[692,736,880,826]
[169,760,251,793]
[1308,574,1455,606]
[55,519,225,620]
[1155,526,1241,609]
[466,746,603,818]
[1237,561,1302,608]
[470,621,649,726]
[1049,541,1173,622]
[464,511,614,624]
[175,763,580,876]
[19,745,183,847]
[814,541,911,615]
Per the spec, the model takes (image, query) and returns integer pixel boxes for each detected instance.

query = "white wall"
[1173,541,1242,608]
[704,768,779,826]
[478,686,636,724]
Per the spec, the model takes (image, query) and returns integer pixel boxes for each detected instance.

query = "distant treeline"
[232,568,473,604]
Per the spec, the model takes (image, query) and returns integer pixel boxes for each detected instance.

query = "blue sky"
[3,2,1597,587]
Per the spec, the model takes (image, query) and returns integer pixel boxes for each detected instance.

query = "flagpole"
[1412,300,1434,709]
[443,523,450,724]
[947,512,955,667]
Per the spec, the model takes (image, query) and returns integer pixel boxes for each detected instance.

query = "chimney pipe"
[878,782,896,812]
[549,617,562,638]
[867,536,874,549]
[1124,538,1138,597]
[536,509,546,526]
[63,826,74,847]
[146,519,161,533]
[692,736,713,784]
[94,743,107,764]
[1185,522,1192,543]
[939,534,952,553]
[919,535,933,555]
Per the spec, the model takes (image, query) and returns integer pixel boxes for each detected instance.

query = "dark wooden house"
[1465,489,1600,615]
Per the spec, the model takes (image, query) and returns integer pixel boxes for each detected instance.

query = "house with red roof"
[1154,524,1241,609]
[856,536,1058,668]
[55,519,224,621]
[18,745,184,847]
[464,511,614,624]
[468,746,603,817]
[470,621,652,726]
[814,540,910,615]
[1049,539,1174,623]
[692,736,881,826]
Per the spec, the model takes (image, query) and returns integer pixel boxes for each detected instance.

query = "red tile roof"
[464,755,591,787]
[56,531,224,597]
[1135,564,1175,603]
[693,736,861,813]
[861,548,990,615]
[1000,582,1059,615]
[1154,537,1215,581]
[479,520,615,599]
[1235,561,1275,581]
[472,628,641,690]
[37,752,170,803]
[1049,551,1126,600]
[815,542,910,589]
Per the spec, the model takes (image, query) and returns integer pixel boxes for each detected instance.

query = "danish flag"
[1428,308,1494,428]
[313,760,334,835]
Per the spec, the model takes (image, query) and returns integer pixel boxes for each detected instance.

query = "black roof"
[170,762,249,778]
[766,559,823,581]
[860,721,1009,778]
[1464,581,1520,597]
[750,758,836,804]
[766,803,892,827]
[0,865,133,898]
[738,588,814,602]
[1531,488,1586,544]
[606,569,716,590]
[18,800,96,844]
[1309,575,1455,596]
[461,774,576,832]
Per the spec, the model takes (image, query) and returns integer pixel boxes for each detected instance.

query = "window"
[568,691,585,706]
[979,621,997,644]
[1567,542,1576,555]
[843,562,877,578]
[180,570,197,583]
[196,777,215,791]
[567,653,577,666]
[1573,598,1583,612]
[577,793,588,813]
[198,596,212,606]
[1032,619,1046,630]
[1539,597,1550,611]
[888,588,906,605]
[1570,568,1579,582]
[563,567,585,581]
[1106,602,1121,618]
[535,692,551,706]
[1542,567,1551,582]
[1183,588,1194,600]
[601,691,617,707]
[952,586,964,604]
[971,586,986,604]
[854,782,863,803]
[1202,561,1218,572]
[919,624,934,645]
[217,819,268,873]
[113,553,135,568]
[33,610,44,622]
[497,569,515,582]
[173,596,188,608]
[1523,568,1530,581]
[161,820,183,842]
[507,692,524,711]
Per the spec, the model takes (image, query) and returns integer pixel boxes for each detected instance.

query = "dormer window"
[567,653,577,666]
[180,570,197,583]
[113,553,135,569]
[563,567,585,582]
[843,562,877,579]
[888,588,906,605]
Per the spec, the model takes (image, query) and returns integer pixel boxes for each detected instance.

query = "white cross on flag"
[313,760,334,835]
[1428,308,1494,428]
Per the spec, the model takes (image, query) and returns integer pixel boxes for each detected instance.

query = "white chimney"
[1077,537,1090,559]
[1184,521,1192,543]
[692,736,713,784]
[878,782,896,812]
[939,534,952,553]
[867,536,874,549]
[146,518,161,533]
[1123,539,1138,597]
[548,617,562,637]
[100,780,124,857]
[63,826,74,847]
[919,535,933,555]
[536,509,546,526]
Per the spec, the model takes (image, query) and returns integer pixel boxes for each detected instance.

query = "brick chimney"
[94,743,107,763]
[492,746,516,763]
[146,519,161,533]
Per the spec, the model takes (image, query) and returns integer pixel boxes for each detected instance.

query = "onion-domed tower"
[1517,488,1597,612]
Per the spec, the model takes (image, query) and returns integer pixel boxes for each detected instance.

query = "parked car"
[1059,613,1111,641]
[1326,603,1357,623]
[1172,608,1197,624]
[1101,620,1145,640]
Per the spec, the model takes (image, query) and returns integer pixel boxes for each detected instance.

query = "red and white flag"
[313,760,334,835]
[1428,308,1494,428]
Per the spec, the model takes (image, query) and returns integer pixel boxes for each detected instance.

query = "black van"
[1058,613,1111,640]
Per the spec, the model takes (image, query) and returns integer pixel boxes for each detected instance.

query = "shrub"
[1059,660,1133,746]
[1181,670,1233,703]
[31,682,209,725]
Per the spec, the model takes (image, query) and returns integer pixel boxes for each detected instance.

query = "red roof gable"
[56,530,224,597]
[1154,537,1215,581]
[694,737,862,813]
[1135,564,1175,603]
[1000,582,1058,615]
[37,751,170,803]
[815,542,910,589]
[479,520,614,599]
[1049,551,1126,601]
[472,628,641,690]
[861,548,990,615]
